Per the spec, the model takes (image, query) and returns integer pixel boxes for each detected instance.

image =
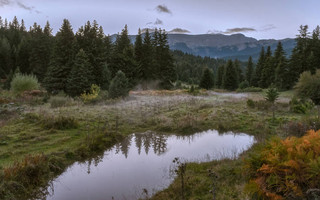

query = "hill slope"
[110,33,296,61]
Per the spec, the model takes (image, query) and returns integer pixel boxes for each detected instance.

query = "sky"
[0,0,319,39]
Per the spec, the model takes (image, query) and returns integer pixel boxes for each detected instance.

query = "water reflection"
[46,130,255,200]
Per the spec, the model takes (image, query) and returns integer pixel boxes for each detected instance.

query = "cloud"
[207,27,256,34]
[224,27,256,34]
[156,4,172,14]
[169,28,190,34]
[17,1,41,13]
[154,18,163,25]
[0,0,40,13]
[260,24,276,31]
[0,0,11,7]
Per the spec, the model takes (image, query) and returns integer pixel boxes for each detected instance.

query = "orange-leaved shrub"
[244,130,320,199]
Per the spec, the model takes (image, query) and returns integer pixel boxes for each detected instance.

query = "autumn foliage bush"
[244,130,320,199]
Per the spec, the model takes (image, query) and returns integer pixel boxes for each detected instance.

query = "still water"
[46,130,255,200]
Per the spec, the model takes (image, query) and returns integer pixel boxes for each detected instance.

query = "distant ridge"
[110,33,296,61]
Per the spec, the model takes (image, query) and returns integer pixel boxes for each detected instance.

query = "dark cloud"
[146,18,163,27]
[156,4,172,14]
[154,18,163,25]
[224,27,256,34]
[260,24,276,31]
[0,1,41,13]
[169,28,190,34]
[207,27,256,34]
[17,1,41,13]
[0,0,11,7]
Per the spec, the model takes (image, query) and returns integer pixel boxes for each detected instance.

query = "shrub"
[239,80,249,89]
[108,70,129,99]
[80,84,100,103]
[49,96,74,108]
[246,99,255,108]
[42,116,79,130]
[10,73,40,95]
[244,130,320,199]
[289,97,314,114]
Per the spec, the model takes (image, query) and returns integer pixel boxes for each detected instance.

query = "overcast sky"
[0,0,319,39]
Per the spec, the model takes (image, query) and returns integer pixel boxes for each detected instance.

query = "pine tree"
[274,42,289,90]
[108,70,129,99]
[252,47,265,87]
[199,67,214,89]
[287,25,311,88]
[44,19,75,93]
[216,65,225,88]
[66,49,91,97]
[110,25,138,86]
[223,60,238,90]
[260,46,274,88]
[141,29,154,80]
[246,56,254,85]
[153,29,176,89]
[29,22,53,82]
[234,59,243,84]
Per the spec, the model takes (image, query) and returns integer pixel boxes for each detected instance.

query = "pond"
[46,130,255,200]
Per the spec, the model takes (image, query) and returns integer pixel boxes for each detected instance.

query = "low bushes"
[290,97,314,114]
[49,95,75,108]
[24,113,79,130]
[237,87,263,93]
[244,130,320,199]
[10,74,40,95]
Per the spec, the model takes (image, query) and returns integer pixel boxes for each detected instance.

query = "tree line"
[0,17,176,96]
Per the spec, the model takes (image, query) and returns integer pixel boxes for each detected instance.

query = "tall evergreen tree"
[260,46,274,88]
[252,47,265,87]
[44,19,75,93]
[199,67,214,89]
[223,60,238,90]
[234,59,243,84]
[66,49,91,97]
[110,25,138,86]
[288,25,311,88]
[153,29,176,89]
[274,42,289,89]
[216,65,225,89]
[141,29,154,80]
[29,22,53,82]
[246,56,254,85]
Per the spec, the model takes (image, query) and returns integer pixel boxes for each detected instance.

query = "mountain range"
[111,33,296,61]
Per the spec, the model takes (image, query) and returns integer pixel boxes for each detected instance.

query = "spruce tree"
[153,29,176,89]
[274,42,289,89]
[252,47,265,87]
[44,19,75,93]
[66,49,91,97]
[223,60,238,90]
[216,65,225,89]
[199,67,214,89]
[141,29,154,80]
[234,59,243,84]
[110,25,138,86]
[246,56,254,86]
[260,46,274,88]
[29,22,53,82]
